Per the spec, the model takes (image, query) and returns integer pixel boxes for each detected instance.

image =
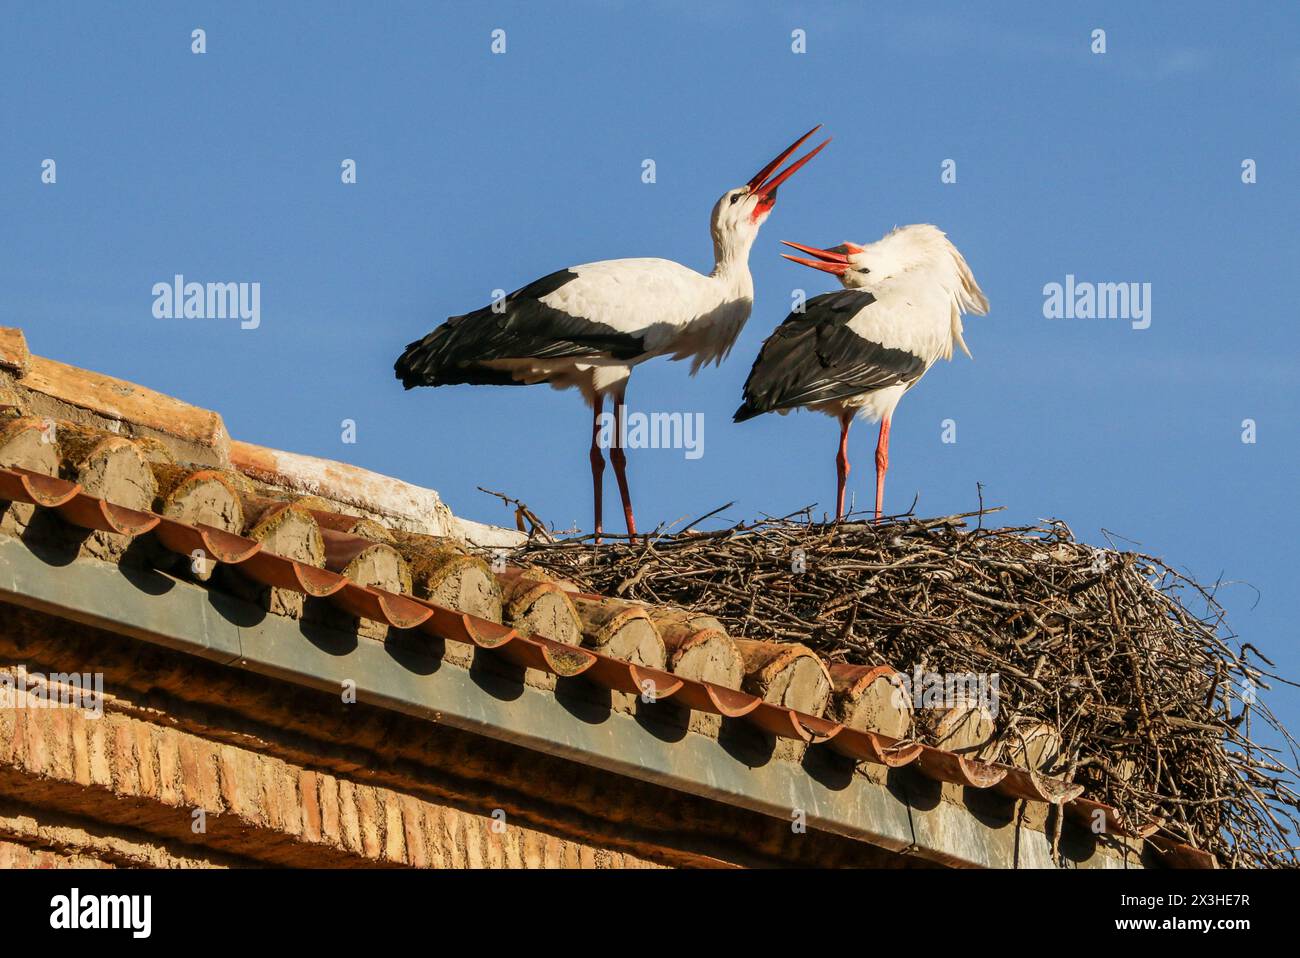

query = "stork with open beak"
[395,126,829,539]
[734,225,989,521]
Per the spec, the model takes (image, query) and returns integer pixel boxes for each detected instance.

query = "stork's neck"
[709,230,756,296]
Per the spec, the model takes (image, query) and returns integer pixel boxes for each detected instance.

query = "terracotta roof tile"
[0,327,31,377]
[231,439,522,547]
[23,354,228,452]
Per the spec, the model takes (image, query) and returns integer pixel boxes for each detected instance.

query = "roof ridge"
[0,326,522,547]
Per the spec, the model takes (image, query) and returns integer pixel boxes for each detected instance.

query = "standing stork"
[395,126,829,539]
[733,225,989,521]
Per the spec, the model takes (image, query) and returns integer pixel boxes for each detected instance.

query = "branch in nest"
[477,486,556,543]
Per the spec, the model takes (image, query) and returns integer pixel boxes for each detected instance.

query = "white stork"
[734,225,989,521]
[395,126,830,539]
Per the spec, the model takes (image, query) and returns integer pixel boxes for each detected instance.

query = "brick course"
[0,695,661,868]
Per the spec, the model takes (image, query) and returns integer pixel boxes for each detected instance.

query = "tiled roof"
[0,327,1213,868]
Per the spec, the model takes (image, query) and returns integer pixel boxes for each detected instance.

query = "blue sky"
[3,2,1298,736]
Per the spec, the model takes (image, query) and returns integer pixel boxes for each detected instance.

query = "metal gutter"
[0,536,1137,869]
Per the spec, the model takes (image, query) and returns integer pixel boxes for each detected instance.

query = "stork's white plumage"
[734,225,989,521]
[396,127,829,538]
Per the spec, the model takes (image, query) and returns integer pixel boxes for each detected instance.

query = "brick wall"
[0,599,927,869]
[0,674,666,869]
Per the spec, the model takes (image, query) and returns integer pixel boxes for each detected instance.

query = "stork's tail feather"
[395,320,527,390]
[733,400,763,423]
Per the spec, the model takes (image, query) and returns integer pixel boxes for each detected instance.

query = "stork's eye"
[729,193,741,205]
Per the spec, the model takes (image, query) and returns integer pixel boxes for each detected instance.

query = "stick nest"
[516,508,1300,869]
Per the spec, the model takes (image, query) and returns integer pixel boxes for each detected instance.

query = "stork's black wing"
[395,269,648,389]
[733,290,926,420]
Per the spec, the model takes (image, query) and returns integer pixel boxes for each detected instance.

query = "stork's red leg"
[835,414,853,521]
[874,416,892,522]
[609,389,638,539]
[590,395,606,541]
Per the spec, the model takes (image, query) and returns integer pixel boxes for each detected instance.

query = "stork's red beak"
[746,126,831,220]
[780,240,859,276]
